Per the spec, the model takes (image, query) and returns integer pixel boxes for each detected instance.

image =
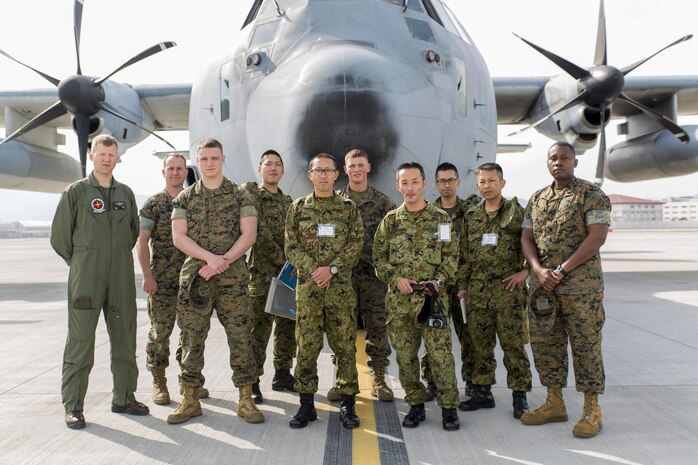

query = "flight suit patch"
[91,198,106,213]
[112,201,127,210]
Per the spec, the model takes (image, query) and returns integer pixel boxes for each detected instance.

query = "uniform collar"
[87,172,120,189]
[193,177,233,195]
[543,177,579,199]
[303,191,344,209]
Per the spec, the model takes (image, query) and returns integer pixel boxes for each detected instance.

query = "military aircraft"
[1,0,697,200]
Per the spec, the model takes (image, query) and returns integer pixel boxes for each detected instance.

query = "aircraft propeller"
[0,0,176,177]
[509,0,691,186]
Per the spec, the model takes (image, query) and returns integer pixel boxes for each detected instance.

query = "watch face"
[331,266,338,275]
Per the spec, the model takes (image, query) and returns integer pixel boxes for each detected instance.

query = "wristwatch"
[555,265,568,277]
[435,278,444,287]
[329,264,339,275]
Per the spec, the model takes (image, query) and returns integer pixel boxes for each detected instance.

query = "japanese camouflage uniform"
[373,202,460,409]
[422,194,479,385]
[51,173,140,412]
[139,190,186,371]
[172,179,258,389]
[284,193,364,395]
[337,185,395,369]
[243,182,296,378]
[522,177,611,394]
[460,197,532,391]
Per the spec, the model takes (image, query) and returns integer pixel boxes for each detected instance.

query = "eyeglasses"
[309,168,337,175]
[435,178,459,186]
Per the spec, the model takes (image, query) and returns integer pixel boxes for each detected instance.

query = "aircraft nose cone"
[580,65,625,106]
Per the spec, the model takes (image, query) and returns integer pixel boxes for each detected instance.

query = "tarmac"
[0,229,697,465]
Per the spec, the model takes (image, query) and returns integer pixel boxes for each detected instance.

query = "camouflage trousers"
[390,311,459,409]
[421,287,473,383]
[529,292,605,394]
[177,277,256,388]
[146,289,179,370]
[469,302,532,391]
[353,261,391,368]
[294,283,358,395]
[251,294,297,378]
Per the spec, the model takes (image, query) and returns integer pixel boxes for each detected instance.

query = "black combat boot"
[340,395,360,429]
[425,381,437,402]
[459,384,495,411]
[289,393,317,429]
[512,391,529,419]
[442,408,460,431]
[402,403,426,428]
[272,368,296,392]
[465,381,474,398]
[251,381,264,404]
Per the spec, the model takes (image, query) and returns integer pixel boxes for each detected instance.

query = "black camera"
[427,315,447,329]
[410,283,426,293]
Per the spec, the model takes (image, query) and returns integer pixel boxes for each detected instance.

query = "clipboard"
[264,277,297,320]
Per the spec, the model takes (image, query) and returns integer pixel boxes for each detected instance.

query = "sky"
[1,0,698,220]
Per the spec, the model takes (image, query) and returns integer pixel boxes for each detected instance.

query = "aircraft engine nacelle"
[606,126,698,182]
[94,80,155,153]
[0,140,81,192]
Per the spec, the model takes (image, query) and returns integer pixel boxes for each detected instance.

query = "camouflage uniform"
[460,197,532,391]
[285,193,364,395]
[243,182,296,378]
[523,177,611,394]
[373,202,459,409]
[422,195,479,384]
[337,186,395,368]
[172,179,258,389]
[139,190,186,371]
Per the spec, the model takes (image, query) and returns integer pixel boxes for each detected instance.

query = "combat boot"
[290,393,317,429]
[340,395,360,429]
[167,387,202,424]
[402,403,426,428]
[326,385,341,402]
[572,394,602,438]
[465,381,474,398]
[272,369,296,392]
[370,366,394,402]
[459,384,495,411]
[179,385,209,399]
[237,385,265,424]
[151,368,170,405]
[512,391,529,419]
[251,381,264,404]
[425,381,437,402]
[442,408,460,431]
[520,386,568,425]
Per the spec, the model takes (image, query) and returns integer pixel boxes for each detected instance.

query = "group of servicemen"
[51,133,611,440]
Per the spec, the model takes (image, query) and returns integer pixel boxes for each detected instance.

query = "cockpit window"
[428,0,460,36]
[382,0,423,12]
[250,20,280,47]
[219,61,231,121]
[404,17,435,43]
[242,0,264,29]
[419,0,443,27]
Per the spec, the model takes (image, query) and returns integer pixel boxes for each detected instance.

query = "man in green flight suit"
[51,134,149,430]
[520,142,611,438]
[243,149,296,403]
[168,138,264,425]
[456,162,532,419]
[335,148,396,402]
[285,153,364,429]
[373,162,461,431]
[421,162,480,402]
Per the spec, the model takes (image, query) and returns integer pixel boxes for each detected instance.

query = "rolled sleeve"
[240,205,257,218]
[586,210,611,225]
[171,208,188,220]
[139,216,156,231]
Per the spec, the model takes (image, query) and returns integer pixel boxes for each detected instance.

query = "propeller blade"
[618,93,690,143]
[0,49,60,87]
[593,0,607,66]
[594,109,606,186]
[100,102,176,150]
[95,41,177,85]
[74,113,91,177]
[74,0,84,75]
[507,90,588,137]
[0,101,67,145]
[621,34,692,76]
[512,33,589,80]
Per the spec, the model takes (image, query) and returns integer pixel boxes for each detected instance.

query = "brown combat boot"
[167,387,202,424]
[179,385,209,399]
[237,385,265,424]
[370,366,394,402]
[151,368,170,405]
[573,394,602,438]
[520,387,568,425]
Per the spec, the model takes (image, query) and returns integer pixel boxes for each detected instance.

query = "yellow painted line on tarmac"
[353,329,381,465]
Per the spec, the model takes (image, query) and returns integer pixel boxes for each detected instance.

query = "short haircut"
[308,153,337,170]
[91,134,118,152]
[476,162,504,178]
[396,161,425,181]
[163,153,187,168]
[435,162,459,179]
[196,138,223,153]
[345,149,369,162]
[548,141,576,157]
[260,149,283,166]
